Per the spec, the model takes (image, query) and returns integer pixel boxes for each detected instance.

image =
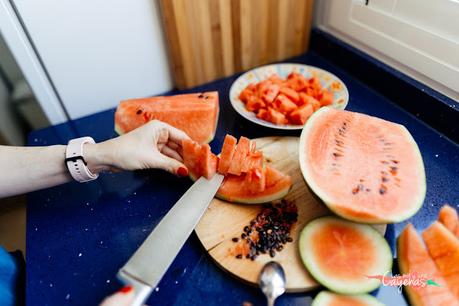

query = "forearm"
[0,143,111,198]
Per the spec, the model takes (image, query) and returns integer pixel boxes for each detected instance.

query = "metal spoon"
[258,261,286,306]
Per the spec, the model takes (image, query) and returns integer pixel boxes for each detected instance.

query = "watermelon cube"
[289,104,313,125]
[262,84,280,104]
[246,96,265,112]
[279,86,299,103]
[267,108,286,125]
[274,95,297,114]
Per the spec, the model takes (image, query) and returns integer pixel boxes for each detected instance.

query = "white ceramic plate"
[229,63,349,130]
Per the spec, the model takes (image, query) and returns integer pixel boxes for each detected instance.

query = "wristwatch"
[65,137,99,182]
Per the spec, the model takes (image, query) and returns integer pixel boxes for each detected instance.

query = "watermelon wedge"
[312,291,384,306]
[438,205,459,238]
[397,224,459,306]
[422,222,459,299]
[227,137,251,176]
[198,144,218,180]
[299,107,426,224]
[182,135,292,204]
[299,216,392,294]
[217,135,237,175]
[115,92,219,144]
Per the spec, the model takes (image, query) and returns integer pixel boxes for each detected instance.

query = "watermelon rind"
[114,122,124,135]
[299,216,393,295]
[189,170,291,204]
[312,291,385,306]
[215,185,290,204]
[299,107,426,224]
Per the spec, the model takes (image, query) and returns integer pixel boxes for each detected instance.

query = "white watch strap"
[65,137,99,182]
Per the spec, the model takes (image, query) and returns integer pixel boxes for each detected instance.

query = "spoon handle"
[267,298,275,306]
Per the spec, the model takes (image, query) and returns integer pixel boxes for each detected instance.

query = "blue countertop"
[26,51,459,305]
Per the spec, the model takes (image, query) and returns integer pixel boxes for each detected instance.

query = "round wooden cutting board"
[195,136,386,292]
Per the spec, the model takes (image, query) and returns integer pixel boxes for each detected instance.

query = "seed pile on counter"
[231,200,298,260]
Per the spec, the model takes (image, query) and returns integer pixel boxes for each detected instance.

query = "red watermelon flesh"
[241,151,263,173]
[438,205,459,238]
[227,137,251,176]
[217,135,237,175]
[199,144,218,180]
[244,166,266,193]
[114,92,219,144]
[299,107,426,224]
[182,139,200,179]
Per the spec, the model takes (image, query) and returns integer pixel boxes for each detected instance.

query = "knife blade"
[117,174,224,306]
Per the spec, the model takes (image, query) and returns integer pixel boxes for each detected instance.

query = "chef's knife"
[117,174,224,306]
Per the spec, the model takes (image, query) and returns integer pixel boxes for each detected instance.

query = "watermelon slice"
[299,107,426,224]
[312,291,384,306]
[244,166,265,194]
[422,222,459,299]
[241,151,263,173]
[217,135,237,175]
[198,144,218,180]
[183,135,292,204]
[397,224,459,306]
[227,137,251,176]
[438,205,459,238]
[182,139,200,179]
[299,216,392,294]
[114,92,219,144]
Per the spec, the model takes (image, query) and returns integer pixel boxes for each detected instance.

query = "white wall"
[12,0,173,120]
[314,0,459,102]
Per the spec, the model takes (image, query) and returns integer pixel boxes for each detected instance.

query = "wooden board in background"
[160,0,314,89]
[195,137,386,292]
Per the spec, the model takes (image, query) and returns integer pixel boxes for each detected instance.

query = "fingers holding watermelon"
[91,120,191,176]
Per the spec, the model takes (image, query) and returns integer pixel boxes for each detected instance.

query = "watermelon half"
[299,216,392,294]
[299,107,426,224]
[115,92,219,144]
[312,291,384,306]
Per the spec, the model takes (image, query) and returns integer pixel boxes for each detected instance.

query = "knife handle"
[118,269,153,306]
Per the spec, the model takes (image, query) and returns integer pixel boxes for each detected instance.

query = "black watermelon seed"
[236,254,242,259]
[232,237,239,242]
[136,109,142,115]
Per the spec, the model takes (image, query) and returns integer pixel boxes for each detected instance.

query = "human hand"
[85,120,191,176]
[99,286,135,306]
